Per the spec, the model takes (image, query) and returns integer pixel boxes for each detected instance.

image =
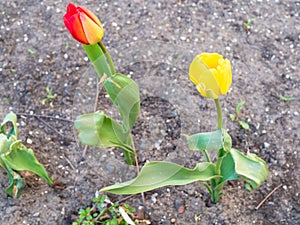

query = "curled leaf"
[74,111,136,165]
[230,148,268,189]
[104,73,140,132]
[101,161,217,194]
[186,129,232,152]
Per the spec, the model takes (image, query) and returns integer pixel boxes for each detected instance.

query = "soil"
[0,0,299,224]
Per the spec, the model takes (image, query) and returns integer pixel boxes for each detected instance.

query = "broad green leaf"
[83,44,112,78]
[187,129,232,152]
[0,134,8,155]
[1,112,18,138]
[74,111,136,165]
[104,73,140,132]
[236,101,245,114]
[230,148,268,189]
[3,141,53,185]
[2,162,25,198]
[239,121,250,130]
[218,150,239,182]
[101,161,217,194]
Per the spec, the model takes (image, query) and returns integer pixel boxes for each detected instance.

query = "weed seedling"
[72,194,136,225]
[279,95,294,102]
[230,101,250,130]
[244,18,255,32]
[28,48,35,55]
[41,86,57,107]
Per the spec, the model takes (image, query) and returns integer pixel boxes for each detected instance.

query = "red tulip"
[63,3,104,45]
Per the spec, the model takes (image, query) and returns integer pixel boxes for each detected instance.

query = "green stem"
[207,99,224,203]
[214,98,223,129]
[83,44,111,78]
[202,150,211,162]
[99,41,116,74]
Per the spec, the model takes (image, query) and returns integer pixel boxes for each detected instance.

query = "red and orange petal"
[78,6,103,29]
[79,12,104,44]
[64,13,88,44]
[65,3,77,18]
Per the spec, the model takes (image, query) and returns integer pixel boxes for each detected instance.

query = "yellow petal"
[80,12,104,44]
[196,83,219,99]
[79,6,103,29]
[220,59,232,94]
[214,58,232,94]
[199,53,223,69]
[189,55,221,98]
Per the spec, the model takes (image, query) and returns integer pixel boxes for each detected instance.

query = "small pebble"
[177,205,185,214]
[174,199,185,214]
[151,193,158,204]
[264,142,270,148]
[136,206,145,220]
[171,218,176,223]
[26,138,33,144]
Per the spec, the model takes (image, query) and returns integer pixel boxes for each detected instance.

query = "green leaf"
[229,114,235,121]
[3,162,26,198]
[28,49,35,55]
[186,129,232,152]
[279,95,294,101]
[236,101,245,115]
[239,121,250,130]
[0,134,9,155]
[104,73,140,132]
[230,148,268,189]
[244,183,252,191]
[74,111,136,165]
[3,141,53,185]
[218,150,239,182]
[101,161,217,194]
[1,112,18,138]
[83,44,112,78]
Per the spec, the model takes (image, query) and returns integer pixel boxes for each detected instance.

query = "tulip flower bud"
[63,3,104,45]
[189,53,232,99]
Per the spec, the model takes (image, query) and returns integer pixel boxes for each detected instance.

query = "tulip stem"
[214,98,222,129]
[202,150,211,162]
[99,41,116,74]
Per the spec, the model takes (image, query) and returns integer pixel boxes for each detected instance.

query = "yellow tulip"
[189,53,232,99]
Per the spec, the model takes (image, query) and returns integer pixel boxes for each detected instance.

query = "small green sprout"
[3,97,10,103]
[244,183,252,191]
[41,86,57,107]
[244,18,255,31]
[28,48,35,55]
[66,41,69,49]
[10,68,17,73]
[73,194,137,225]
[279,95,294,102]
[230,101,250,130]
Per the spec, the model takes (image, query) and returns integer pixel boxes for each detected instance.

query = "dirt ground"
[0,0,299,224]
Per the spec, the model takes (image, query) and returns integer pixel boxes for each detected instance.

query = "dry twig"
[255,183,283,210]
